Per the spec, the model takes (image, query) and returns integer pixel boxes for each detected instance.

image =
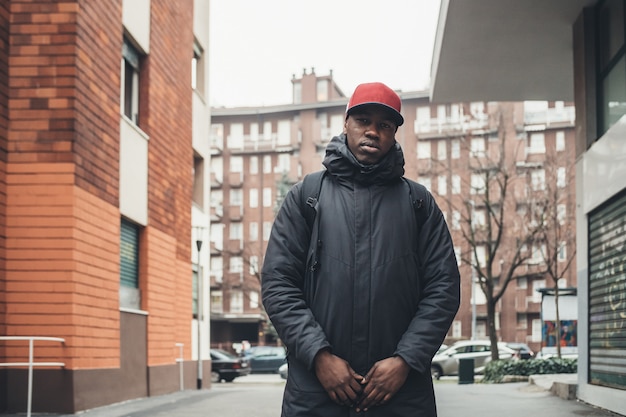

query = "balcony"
[414,114,489,139]
[524,107,575,128]
[209,240,223,256]
[228,205,243,221]
[210,203,223,222]
[210,134,223,155]
[228,171,243,188]
[210,172,223,189]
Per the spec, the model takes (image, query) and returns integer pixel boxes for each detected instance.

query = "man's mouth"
[360,141,379,151]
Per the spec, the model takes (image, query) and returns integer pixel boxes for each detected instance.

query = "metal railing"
[0,336,65,417]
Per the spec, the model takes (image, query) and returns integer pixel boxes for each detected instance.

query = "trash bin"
[458,358,475,384]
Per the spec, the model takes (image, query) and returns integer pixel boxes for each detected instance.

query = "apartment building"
[431,1,626,414]
[209,70,577,356]
[0,0,211,414]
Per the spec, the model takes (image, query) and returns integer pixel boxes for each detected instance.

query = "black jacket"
[262,134,460,416]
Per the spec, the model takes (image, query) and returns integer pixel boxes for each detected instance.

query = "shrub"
[482,358,577,383]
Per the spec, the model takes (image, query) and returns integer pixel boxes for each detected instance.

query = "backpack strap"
[402,177,429,233]
[301,170,327,230]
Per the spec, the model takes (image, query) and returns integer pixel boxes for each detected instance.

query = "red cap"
[346,82,404,126]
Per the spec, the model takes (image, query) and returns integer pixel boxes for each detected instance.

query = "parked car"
[505,342,535,360]
[210,348,251,383]
[243,346,287,373]
[278,362,288,379]
[430,340,516,380]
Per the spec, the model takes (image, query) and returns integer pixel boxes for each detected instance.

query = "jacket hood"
[322,134,405,184]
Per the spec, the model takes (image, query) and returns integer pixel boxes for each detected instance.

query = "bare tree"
[531,156,577,358]
[433,103,545,360]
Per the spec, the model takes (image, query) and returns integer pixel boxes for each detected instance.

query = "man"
[262,82,460,416]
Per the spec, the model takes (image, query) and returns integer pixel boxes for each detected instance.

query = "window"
[249,189,258,208]
[249,222,258,241]
[530,245,546,265]
[557,204,566,225]
[437,140,447,160]
[472,209,486,228]
[120,218,140,309]
[452,321,462,338]
[211,290,223,314]
[230,189,242,206]
[438,175,447,195]
[250,123,259,142]
[277,120,291,146]
[263,221,272,241]
[263,155,272,173]
[122,38,142,124]
[452,175,461,194]
[528,133,546,153]
[531,169,545,191]
[230,290,243,313]
[210,256,223,283]
[517,313,528,329]
[229,256,243,273]
[470,137,485,157]
[532,279,545,302]
[415,106,431,132]
[210,223,223,251]
[452,210,461,230]
[249,291,259,309]
[263,121,272,140]
[230,156,243,172]
[417,142,431,159]
[470,101,484,117]
[555,131,565,151]
[191,40,205,95]
[473,280,486,305]
[598,0,626,136]
[531,319,542,342]
[558,241,567,262]
[437,105,446,124]
[293,82,302,104]
[317,79,328,101]
[249,156,258,174]
[557,167,566,188]
[419,177,431,191]
[475,245,487,267]
[470,173,486,194]
[249,256,259,275]
[263,187,272,207]
[229,222,242,240]
[451,139,460,159]
[276,154,290,173]
[228,124,244,149]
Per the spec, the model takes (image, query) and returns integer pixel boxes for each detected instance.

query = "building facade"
[430,0,626,414]
[209,70,577,357]
[0,0,211,413]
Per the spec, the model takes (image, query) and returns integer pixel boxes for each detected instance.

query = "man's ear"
[343,118,348,134]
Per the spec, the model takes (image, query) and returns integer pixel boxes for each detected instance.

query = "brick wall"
[143,0,194,365]
[5,0,122,368]
[0,0,9,339]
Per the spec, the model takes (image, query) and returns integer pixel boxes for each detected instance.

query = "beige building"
[209,70,577,357]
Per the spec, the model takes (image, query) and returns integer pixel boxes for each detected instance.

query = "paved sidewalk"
[1,374,622,417]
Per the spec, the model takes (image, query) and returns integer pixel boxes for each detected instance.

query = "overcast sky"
[209,0,441,108]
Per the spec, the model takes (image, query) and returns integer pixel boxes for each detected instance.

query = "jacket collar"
[322,134,405,184]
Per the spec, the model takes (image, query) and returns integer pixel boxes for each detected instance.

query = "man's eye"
[380,123,392,129]
[357,118,369,124]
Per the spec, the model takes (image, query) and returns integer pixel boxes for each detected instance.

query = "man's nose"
[365,123,380,137]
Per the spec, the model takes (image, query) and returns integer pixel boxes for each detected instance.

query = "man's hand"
[355,356,410,412]
[314,349,364,407]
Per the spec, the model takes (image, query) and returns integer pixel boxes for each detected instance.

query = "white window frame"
[249,188,258,208]
[417,142,431,159]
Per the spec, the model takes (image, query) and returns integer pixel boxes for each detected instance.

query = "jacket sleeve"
[261,182,331,370]
[393,190,461,374]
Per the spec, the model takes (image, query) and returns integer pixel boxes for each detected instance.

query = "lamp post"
[195,234,203,389]
[471,265,477,340]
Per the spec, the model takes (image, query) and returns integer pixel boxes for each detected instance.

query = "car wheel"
[211,371,221,383]
[431,365,442,380]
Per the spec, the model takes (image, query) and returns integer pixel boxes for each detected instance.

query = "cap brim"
[347,102,404,126]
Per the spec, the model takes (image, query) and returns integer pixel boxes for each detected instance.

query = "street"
[2,374,620,417]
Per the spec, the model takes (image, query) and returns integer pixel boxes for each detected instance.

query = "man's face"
[344,105,398,165]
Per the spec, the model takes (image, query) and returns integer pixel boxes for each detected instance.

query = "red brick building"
[210,70,577,355]
[0,1,211,413]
